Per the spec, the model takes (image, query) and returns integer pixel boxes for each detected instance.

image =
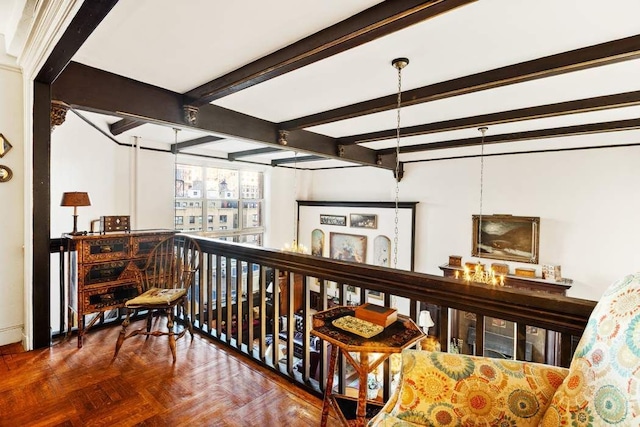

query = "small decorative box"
[101,215,131,233]
[542,264,562,281]
[466,262,485,272]
[515,267,536,278]
[491,263,509,275]
[449,255,462,267]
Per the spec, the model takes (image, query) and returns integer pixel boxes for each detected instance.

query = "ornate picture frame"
[472,214,540,264]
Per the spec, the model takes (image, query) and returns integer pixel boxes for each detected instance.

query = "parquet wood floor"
[0,320,341,427]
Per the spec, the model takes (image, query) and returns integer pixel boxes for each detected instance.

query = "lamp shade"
[418,310,434,328]
[61,192,91,207]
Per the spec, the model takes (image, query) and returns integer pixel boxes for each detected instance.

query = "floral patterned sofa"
[368,272,640,426]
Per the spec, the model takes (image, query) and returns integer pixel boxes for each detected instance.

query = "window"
[175,164,264,244]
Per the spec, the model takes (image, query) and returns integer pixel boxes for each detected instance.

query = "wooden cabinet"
[278,273,303,313]
[439,264,571,364]
[67,230,174,347]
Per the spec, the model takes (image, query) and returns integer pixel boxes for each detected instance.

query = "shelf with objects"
[312,305,423,427]
[440,262,573,365]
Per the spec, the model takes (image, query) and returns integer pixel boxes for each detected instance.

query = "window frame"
[174,161,265,244]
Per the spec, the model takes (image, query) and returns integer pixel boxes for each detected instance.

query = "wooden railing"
[182,236,597,398]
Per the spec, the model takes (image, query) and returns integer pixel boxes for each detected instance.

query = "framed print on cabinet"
[320,214,346,226]
[350,213,377,229]
[472,214,540,264]
[373,235,391,267]
[329,233,367,263]
[297,201,418,272]
[311,229,324,256]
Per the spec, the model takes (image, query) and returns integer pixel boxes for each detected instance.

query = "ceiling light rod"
[391,57,408,270]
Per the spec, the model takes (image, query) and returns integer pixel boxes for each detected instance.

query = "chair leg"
[180,300,194,339]
[113,309,131,360]
[145,310,153,340]
[167,307,177,363]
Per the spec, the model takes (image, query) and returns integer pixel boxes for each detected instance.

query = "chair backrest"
[139,235,201,292]
[542,272,640,425]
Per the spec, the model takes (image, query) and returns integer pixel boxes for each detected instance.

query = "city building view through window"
[175,164,264,245]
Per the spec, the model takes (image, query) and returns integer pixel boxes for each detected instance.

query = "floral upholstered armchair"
[368,272,640,426]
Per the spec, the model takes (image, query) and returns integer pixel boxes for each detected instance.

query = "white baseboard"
[0,325,25,347]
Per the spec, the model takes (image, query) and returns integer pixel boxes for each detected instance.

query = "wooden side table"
[312,306,423,427]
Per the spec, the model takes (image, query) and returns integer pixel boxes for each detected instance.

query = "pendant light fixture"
[391,57,408,269]
[283,151,308,253]
[463,126,505,286]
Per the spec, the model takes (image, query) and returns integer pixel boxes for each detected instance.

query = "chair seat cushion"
[125,287,187,307]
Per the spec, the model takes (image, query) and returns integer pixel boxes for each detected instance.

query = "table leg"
[321,345,339,427]
[355,352,369,427]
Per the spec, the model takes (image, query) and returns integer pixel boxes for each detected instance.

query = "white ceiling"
[18,0,640,168]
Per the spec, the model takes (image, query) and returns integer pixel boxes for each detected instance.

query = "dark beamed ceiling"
[49,0,640,172]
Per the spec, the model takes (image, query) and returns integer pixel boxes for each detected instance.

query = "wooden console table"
[312,306,423,427]
[65,229,174,348]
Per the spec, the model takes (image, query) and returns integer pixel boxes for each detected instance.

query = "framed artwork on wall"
[297,201,418,272]
[311,229,324,256]
[330,232,367,263]
[472,214,540,264]
[320,214,346,226]
[373,235,390,267]
[350,213,377,229]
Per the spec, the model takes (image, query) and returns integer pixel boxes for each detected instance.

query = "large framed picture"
[330,232,367,263]
[472,214,540,264]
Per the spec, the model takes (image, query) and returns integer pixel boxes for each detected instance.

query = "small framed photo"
[350,213,377,229]
[320,214,346,226]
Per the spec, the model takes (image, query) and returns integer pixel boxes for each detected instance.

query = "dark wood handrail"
[194,237,596,336]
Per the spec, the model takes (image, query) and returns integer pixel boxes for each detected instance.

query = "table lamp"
[418,310,434,335]
[60,191,91,235]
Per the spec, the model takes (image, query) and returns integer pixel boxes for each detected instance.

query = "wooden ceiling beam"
[172,135,225,152]
[109,118,144,135]
[376,117,640,155]
[338,90,640,145]
[52,62,393,170]
[282,34,640,130]
[184,0,476,106]
[36,0,119,83]
[271,155,325,166]
[228,147,281,160]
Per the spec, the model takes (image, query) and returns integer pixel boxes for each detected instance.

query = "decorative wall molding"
[18,0,82,79]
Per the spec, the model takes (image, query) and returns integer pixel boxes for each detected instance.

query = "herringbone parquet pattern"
[0,320,340,426]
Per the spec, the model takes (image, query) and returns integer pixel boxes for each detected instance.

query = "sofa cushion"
[541,272,640,426]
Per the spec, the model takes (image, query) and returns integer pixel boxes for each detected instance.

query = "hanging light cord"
[478,127,488,260]
[293,151,298,246]
[392,58,407,269]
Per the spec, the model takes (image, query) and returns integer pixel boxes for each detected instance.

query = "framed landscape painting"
[472,215,540,264]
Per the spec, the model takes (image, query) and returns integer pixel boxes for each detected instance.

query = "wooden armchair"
[113,235,201,363]
[368,272,640,426]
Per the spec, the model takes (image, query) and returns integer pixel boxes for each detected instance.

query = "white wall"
[309,146,640,301]
[51,113,177,236]
[0,53,24,345]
